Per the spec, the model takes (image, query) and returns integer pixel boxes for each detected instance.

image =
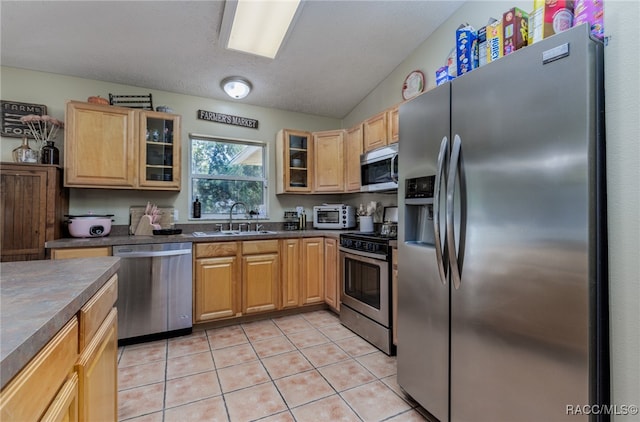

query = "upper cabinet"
[64,101,181,191]
[387,105,399,144]
[276,129,312,194]
[313,129,345,193]
[363,111,388,152]
[138,110,181,190]
[344,123,363,192]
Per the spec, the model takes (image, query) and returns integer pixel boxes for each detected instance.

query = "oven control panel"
[340,234,390,259]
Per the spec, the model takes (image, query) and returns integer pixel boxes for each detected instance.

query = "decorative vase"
[12,137,39,163]
[41,140,60,165]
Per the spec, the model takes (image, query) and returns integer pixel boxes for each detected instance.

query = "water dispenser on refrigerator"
[404,176,437,245]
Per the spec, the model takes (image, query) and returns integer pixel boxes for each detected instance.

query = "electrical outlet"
[174,210,179,221]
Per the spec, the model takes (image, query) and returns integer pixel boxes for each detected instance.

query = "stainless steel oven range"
[339,232,395,355]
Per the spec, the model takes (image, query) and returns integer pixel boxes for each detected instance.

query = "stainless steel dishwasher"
[113,242,192,344]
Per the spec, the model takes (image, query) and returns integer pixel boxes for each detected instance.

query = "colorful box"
[435,66,455,86]
[528,1,544,45]
[503,7,529,55]
[456,25,478,76]
[478,25,488,66]
[531,0,575,44]
[486,20,503,63]
[573,0,604,39]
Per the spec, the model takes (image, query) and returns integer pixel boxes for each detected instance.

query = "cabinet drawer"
[392,248,398,267]
[243,240,279,255]
[51,247,111,260]
[78,274,118,351]
[0,317,79,421]
[195,242,238,258]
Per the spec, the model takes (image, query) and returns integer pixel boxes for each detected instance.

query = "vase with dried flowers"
[19,114,64,165]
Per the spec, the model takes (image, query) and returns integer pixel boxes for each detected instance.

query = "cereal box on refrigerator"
[486,20,503,63]
[456,25,478,76]
[503,7,530,55]
[573,0,604,39]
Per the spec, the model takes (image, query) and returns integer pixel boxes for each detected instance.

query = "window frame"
[189,133,268,220]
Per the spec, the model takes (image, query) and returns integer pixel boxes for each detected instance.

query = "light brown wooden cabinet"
[344,124,363,192]
[76,308,117,422]
[313,129,345,193]
[0,273,117,422]
[323,237,340,312]
[363,111,388,152]
[76,274,118,422]
[0,318,79,421]
[301,238,325,304]
[51,247,112,260]
[387,105,399,144]
[276,129,312,193]
[1,163,68,262]
[194,242,240,322]
[64,101,181,190]
[242,240,280,314]
[280,239,301,309]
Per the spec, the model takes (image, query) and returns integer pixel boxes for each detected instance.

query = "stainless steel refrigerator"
[397,24,608,422]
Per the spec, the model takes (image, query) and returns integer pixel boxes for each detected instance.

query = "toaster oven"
[313,205,356,229]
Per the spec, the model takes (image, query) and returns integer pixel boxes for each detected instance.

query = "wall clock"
[402,70,425,100]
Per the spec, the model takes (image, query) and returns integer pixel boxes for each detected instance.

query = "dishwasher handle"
[114,248,192,258]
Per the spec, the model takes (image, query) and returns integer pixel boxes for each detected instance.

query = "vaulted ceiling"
[1,1,464,119]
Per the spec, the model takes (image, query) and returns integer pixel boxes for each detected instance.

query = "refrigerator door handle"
[433,136,449,285]
[447,134,462,290]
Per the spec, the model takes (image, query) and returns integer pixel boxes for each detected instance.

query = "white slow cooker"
[66,214,114,238]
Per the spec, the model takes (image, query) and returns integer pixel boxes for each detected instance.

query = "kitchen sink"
[191,230,277,237]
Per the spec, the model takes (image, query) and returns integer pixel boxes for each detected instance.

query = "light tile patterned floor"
[117,310,429,422]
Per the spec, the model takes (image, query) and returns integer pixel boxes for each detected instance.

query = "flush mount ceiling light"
[220,0,302,59]
[221,76,252,99]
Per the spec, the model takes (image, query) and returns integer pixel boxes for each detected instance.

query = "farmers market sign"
[197,109,259,129]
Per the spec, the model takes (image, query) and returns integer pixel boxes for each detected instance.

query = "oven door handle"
[339,247,388,263]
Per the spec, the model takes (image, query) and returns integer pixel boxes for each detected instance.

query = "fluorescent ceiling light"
[226,0,301,59]
[221,77,252,99]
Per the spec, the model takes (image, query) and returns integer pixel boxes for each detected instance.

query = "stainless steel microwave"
[360,143,398,192]
[313,205,356,229]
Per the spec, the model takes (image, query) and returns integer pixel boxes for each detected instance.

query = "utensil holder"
[359,216,374,233]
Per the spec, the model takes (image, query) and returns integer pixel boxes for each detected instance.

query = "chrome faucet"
[229,202,247,231]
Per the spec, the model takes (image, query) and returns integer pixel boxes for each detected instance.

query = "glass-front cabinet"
[276,129,312,193]
[139,111,181,190]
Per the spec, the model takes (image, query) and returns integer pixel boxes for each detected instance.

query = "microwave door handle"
[433,136,448,285]
[390,154,398,182]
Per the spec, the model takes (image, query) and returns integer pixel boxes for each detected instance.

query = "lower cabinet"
[194,242,240,322]
[302,238,325,304]
[0,318,79,421]
[324,237,340,311]
[280,239,301,309]
[76,309,117,422]
[51,247,112,260]
[242,240,280,314]
[0,274,118,421]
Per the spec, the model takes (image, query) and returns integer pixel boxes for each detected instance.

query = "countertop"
[0,256,120,389]
[45,229,347,249]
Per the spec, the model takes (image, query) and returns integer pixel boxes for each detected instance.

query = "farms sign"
[1,101,47,138]
[197,109,258,129]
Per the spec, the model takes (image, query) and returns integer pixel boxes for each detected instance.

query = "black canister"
[41,140,60,165]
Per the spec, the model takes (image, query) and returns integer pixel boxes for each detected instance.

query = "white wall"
[0,67,342,224]
[344,1,640,418]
